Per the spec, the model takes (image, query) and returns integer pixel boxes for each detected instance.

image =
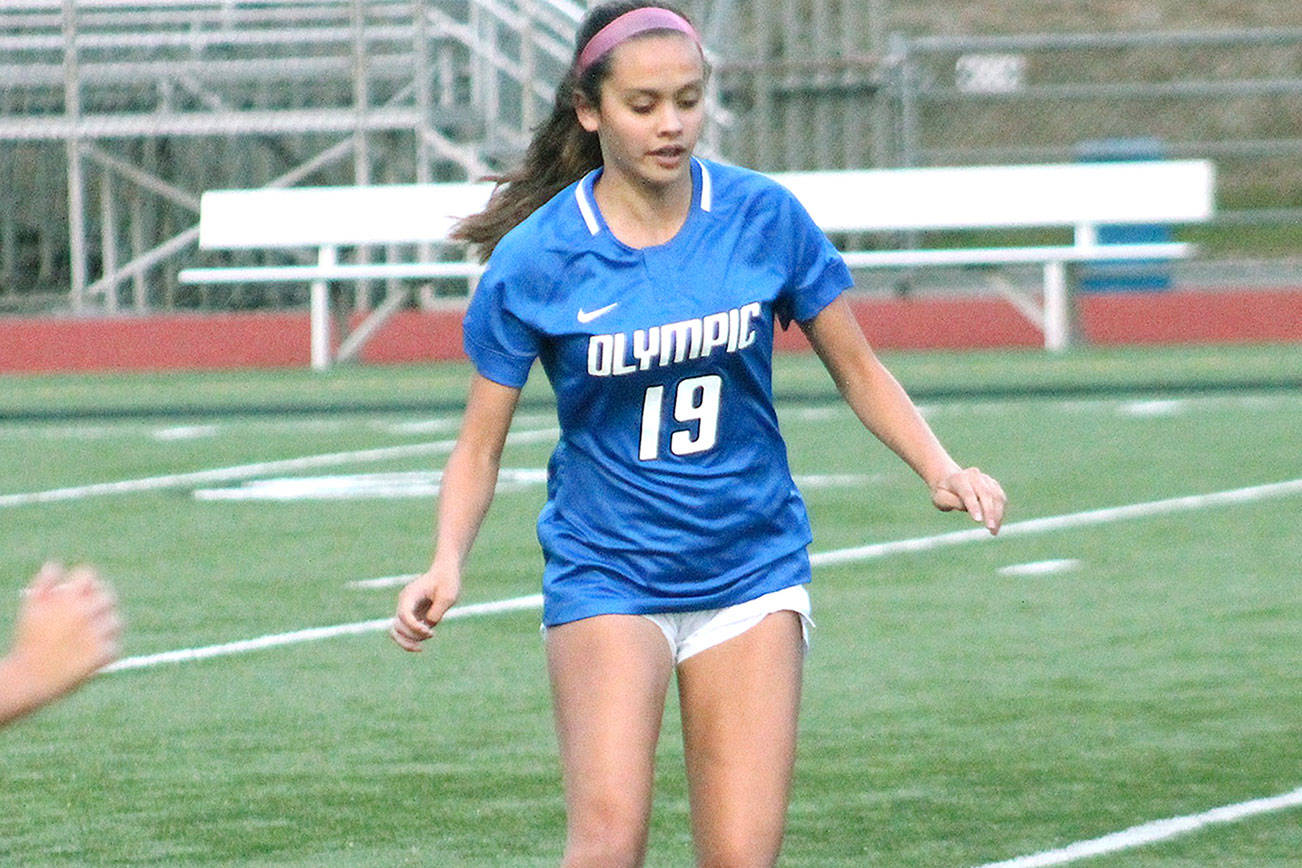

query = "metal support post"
[0,147,14,293]
[520,0,537,135]
[130,189,148,311]
[62,0,89,312]
[414,1,433,184]
[351,0,373,313]
[869,2,892,168]
[894,32,919,168]
[310,246,337,371]
[1043,260,1071,352]
[99,171,118,312]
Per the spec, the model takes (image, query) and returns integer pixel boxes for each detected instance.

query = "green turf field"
[2,344,1299,866]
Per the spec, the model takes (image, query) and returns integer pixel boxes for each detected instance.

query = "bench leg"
[1042,260,1071,352]
[311,281,332,371]
[311,246,338,371]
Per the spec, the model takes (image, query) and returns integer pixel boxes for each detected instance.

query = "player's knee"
[696,845,780,868]
[695,822,783,868]
[563,831,646,868]
[564,794,650,867]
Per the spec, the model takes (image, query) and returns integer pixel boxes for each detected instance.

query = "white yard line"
[102,594,544,673]
[973,786,1302,867]
[0,428,558,508]
[105,476,1301,675]
[811,477,1302,567]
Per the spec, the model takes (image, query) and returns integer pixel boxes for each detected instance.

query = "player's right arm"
[390,374,522,652]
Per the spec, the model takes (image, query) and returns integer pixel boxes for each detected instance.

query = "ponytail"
[451,1,696,261]
[450,73,603,261]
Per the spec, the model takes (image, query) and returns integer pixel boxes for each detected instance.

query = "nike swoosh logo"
[577,302,619,324]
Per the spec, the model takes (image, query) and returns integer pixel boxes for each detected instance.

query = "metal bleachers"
[6,3,1292,317]
[0,0,614,312]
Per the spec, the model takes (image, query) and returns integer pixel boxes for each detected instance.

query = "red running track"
[1,289,1298,374]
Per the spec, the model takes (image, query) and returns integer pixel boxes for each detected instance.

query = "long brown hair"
[451,1,699,261]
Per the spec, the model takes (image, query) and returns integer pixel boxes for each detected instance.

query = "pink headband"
[575,7,701,76]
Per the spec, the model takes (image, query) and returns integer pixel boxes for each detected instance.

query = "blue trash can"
[1076,137,1173,292]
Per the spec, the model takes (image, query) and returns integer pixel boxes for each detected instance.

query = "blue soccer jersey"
[462,157,853,626]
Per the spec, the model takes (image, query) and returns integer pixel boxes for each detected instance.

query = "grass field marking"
[5,416,442,440]
[347,574,420,590]
[909,392,1301,419]
[973,785,1302,867]
[380,418,463,435]
[102,593,545,674]
[996,559,1081,577]
[1119,398,1188,417]
[192,470,884,502]
[811,477,1302,567]
[151,424,220,441]
[193,467,552,502]
[101,476,1302,676]
[0,427,558,508]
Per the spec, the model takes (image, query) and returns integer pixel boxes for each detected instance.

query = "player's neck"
[593,167,692,249]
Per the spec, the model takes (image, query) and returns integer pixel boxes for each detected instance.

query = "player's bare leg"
[676,611,804,868]
[547,614,675,868]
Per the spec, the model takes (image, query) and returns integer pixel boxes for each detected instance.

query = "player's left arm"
[800,296,1006,534]
[0,563,122,726]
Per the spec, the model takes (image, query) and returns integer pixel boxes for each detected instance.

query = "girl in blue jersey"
[391,3,1006,865]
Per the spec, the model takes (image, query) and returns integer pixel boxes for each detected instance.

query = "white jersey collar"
[573,157,712,237]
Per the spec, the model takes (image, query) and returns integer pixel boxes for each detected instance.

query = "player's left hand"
[390,564,461,653]
[931,467,1006,535]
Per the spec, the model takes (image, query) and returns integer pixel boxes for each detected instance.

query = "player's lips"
[649,146,686,166]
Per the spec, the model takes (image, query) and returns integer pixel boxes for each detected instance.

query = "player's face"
[577,33,706,192]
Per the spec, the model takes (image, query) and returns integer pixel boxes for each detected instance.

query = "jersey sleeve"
[773,188,854,328]
[461,258,542,389]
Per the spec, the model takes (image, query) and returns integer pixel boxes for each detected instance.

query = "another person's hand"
[390,565,461,653]
[931,467,1007,535]
[1,563,122,724]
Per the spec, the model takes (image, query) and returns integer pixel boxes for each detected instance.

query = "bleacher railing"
[0,0,731,313]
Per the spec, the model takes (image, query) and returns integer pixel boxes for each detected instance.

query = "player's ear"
[574,88,601,134]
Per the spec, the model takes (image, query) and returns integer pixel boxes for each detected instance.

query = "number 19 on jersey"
[638,374,723,460]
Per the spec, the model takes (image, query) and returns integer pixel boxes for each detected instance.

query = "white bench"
[772,159,1215,350]
[179,159,1214,367]
[178,182,494,370]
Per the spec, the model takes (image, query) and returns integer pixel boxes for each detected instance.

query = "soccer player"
[0,563,122,726]
[391,3,1006,864]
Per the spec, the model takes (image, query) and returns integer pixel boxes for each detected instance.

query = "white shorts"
[644,584,813,665]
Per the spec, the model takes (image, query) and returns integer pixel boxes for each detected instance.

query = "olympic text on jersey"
[586,301,762,377]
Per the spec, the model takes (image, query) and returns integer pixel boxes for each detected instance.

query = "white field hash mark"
[997,559,1081,577]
